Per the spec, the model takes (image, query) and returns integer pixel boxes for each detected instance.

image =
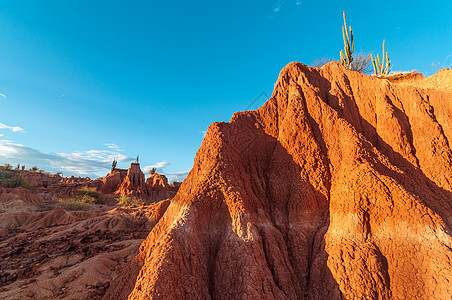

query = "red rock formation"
[396,68,452,91]
[145,173,179,202]
[20,172,62,188]
[0,187,42,206]
[106,62,452,299]
[101,172,123,194]
[1,163,180,204]
[115,163,149,199]
[147,173,169,189]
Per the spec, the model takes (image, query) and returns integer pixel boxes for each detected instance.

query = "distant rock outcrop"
[106,62,452,299]
[395,68,452,91]
[101,172,123,194]
[0,162,182,203]
[146,173,180,201]
[115,163,149,199]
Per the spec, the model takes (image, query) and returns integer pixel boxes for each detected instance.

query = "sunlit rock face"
[106,62,452,300]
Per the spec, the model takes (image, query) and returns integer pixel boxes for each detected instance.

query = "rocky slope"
[0,163,180,299]
[0,193,170,299]
[106,62,452,299]
[394,68,452,91]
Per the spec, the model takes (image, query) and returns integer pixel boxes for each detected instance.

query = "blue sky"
[0,1,451,181]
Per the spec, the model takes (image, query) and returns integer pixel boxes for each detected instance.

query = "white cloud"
[0,93,6,99]
[142,161,170,174]
[0,134,3,137]
[165,171,190,182]
[142,162,189,182]
[166,171,189,175]
[105,143,124,152]
[0,122,24,132]
[389,70,414,75]
[0,139,188,181]
[57,150,132,163]
[0,140,134,177]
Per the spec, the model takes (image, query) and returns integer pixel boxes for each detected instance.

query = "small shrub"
[37,203,56,211]
[5,177,31,189]
[0,171,30,188]
[73,187,101,204]
[312,52,372,74]
[350,52,372,74]
[0,170,14,180]
[57,198,90,211]
[118,195,145,207]
[312,57,334,68]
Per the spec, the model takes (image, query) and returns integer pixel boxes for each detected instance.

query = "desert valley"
[0,2,451,299]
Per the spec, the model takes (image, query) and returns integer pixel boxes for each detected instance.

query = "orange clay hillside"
[388,68,452,91]
[0,163,180,299]
[105,61,452,300]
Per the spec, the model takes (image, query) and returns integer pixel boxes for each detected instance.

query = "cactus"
[340,11,354,69]
[111,159,117,173]
[371,40,391,76]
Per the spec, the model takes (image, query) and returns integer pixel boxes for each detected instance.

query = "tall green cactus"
[371,40,391,76]
[340,11,354,69]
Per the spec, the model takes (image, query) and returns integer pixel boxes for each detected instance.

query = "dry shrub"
[57,198,90,211]
[312,52,372,74]
[118,195,145,207]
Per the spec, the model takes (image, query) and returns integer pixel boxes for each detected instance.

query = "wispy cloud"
[58,150,132,163]
[166,171,190,182]
[104,143,124,152]
[142,162,188,182]
[0,140,134,177]
[270,0,301,18]
[0,122,24,133]
[0,138,188,181]
[0,93,6,99]
[142,161,170,174]
[0,134,3,137]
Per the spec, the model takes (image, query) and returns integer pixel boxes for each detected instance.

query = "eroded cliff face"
[115,163,149,199]
[107,62,452,300]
